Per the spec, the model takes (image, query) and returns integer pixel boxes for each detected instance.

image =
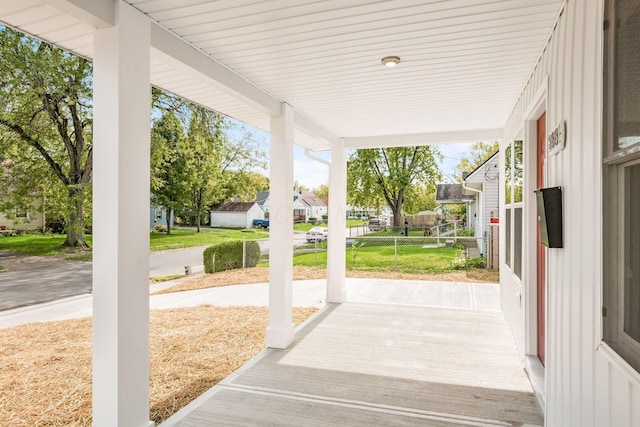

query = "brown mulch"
[154,266,499,295]
[0,306,317,426]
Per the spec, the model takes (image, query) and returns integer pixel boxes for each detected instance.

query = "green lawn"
[291,245,463,273]
[149,228,267,251]
[0,234,94,256]
[0,228,268,256]
[293,222,323,232]
[294,219,369,233]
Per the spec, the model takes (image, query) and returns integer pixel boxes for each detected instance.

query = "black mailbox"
[534,186,563,248]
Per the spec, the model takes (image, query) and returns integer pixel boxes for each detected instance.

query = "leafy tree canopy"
[0,27,92,247]
[347,147,442,226]
[150,100,267,232]
[312,184,329,201]
[454,141,499,183]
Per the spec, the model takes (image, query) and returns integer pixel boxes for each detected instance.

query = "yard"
[294,244,465,272]
[0,228,268,257]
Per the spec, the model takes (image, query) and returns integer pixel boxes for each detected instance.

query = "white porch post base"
[327,143,347,303]
[92,2,151,426]
[265,325,296,349]
[266,103,295,349]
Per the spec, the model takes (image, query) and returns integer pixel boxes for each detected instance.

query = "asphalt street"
[0,232,310,312]
[0,251,92,311]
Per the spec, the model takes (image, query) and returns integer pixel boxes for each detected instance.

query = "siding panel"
[502,1,640,426]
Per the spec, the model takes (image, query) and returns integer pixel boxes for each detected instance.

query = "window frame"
[602,0,640,373]
[503,139,524,279]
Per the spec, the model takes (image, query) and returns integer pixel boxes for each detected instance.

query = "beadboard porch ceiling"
[0,0,564,149]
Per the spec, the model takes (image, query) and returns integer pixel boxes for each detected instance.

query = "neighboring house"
[255,190,327,222]
[345,205,393,220]
[149,204,173,229]
[435,184,476,212]
[254,190,270,213]
[0,202,45,231]
[461,152,500,244]
[298,191,327,219]
[210,201,264,228]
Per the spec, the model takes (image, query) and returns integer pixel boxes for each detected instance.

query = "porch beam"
[294,111,341,148]
[266,103,295,349]
[92,2,151,426]
[327,143,347,303]
[344,128,504,149]
[45,0,115,28]
[150,23,281,116]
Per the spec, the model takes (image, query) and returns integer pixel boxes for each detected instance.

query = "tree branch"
[0,118,70,185]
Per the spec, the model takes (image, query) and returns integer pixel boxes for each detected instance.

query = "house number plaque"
[548,121,566,156]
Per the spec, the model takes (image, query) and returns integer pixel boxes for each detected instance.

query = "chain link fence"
[295,227,486,272]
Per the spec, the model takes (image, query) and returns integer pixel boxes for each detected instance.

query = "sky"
[290,142,474,190]
[232,119,475,191]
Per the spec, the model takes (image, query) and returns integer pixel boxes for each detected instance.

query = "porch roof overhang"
[0,0,566,150]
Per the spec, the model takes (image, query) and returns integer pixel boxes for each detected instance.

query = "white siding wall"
[501,1,640,426]
[0,201,45,231]
[210,212,247,228]
[482,159,500,239]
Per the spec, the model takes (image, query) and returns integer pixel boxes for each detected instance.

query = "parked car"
[306,227,328,243]
[368,218,388,231]
[252,219,269,228]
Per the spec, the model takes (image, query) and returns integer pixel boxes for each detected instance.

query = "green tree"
[312,184,329,201]
[347,147,442,226]
[0,28,92,248]
[403,182,438,214]
[184,106,224,232]
[224,171,268,202]
[216,121,267,202]
[454,141,499,182]
[150,110,190,234]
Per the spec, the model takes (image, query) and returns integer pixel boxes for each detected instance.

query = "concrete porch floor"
[161,301,544,427]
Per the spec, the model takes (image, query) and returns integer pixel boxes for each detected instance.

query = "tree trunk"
[195,202,202,233]
[166,208,173,235]
[391,204,402,227]
[391,190,404,227]
[62,186,89,249]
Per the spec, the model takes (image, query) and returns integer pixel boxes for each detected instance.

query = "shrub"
[448,256,486,270]
[452,241,465,250]
[321,214,328,220]
[154,224,167,233]
[203,240,260,274]
[308,217,317,223]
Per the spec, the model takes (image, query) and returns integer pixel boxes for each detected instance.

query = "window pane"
[514,207,523,279]
[505,144,512,204]
[615,0,640,150]
[505,208,512,268]
[624,163,640,341]
[513,140,524,203]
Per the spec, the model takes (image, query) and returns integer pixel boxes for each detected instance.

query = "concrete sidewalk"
[0,278,499,329]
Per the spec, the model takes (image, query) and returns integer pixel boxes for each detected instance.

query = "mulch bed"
[154,266,499,295]
[0,306,317,426]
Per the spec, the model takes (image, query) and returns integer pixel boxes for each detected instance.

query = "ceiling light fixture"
[381,56,400,67]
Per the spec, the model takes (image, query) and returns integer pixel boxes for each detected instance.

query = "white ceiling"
[0,0,564,149]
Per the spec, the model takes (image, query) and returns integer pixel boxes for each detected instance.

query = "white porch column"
[327,143,347,303]
[92,2,151,426]
[266,103,295,348]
